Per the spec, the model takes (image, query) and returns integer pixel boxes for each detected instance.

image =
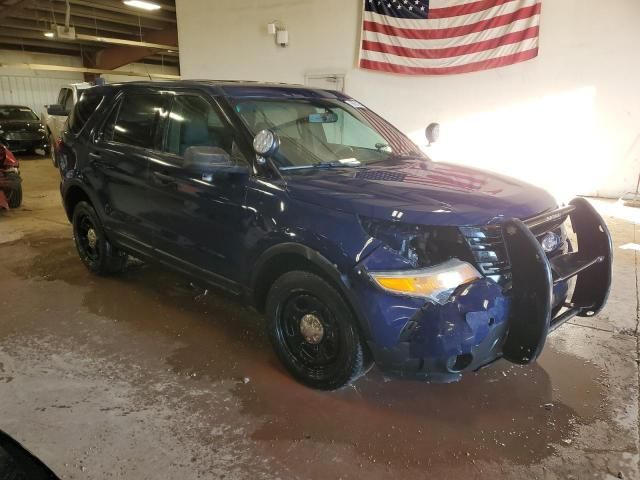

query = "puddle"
[228,346,605,471]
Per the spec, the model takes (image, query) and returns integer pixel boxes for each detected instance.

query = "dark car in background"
[0,105,48,155]
[56,81,612,390]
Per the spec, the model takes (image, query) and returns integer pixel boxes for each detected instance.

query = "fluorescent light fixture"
[43,31,55,38]
[123,0,161,11]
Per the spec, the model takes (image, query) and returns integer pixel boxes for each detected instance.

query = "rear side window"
[109,94,165,149]
[68,93,103,135]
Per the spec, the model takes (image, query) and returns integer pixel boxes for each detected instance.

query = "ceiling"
[0,0,179,69]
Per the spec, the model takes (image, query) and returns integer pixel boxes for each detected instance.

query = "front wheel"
[72,201,127,275]
[266,271,371,390]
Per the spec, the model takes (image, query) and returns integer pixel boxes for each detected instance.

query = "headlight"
[369,259,482,304]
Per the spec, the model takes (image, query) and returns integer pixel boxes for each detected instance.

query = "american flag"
[360,0,541,75]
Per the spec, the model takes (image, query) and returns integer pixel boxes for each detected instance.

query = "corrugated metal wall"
[0,75,81,119]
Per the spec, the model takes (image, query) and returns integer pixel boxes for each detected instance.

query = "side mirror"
[183,146,247,174]
[253,129,280,157]
[425,122,440,146]
[47,104,67,116]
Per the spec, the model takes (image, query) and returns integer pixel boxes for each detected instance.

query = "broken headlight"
[369,259,482,304]
[359,216,474,269]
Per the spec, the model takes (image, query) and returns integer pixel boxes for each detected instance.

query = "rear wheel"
[266,271,370,390]
[72,201,127,275]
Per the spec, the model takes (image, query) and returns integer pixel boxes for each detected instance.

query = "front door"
[147,92,251,290]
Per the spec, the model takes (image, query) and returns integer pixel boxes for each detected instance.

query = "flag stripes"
[360,0,541,75]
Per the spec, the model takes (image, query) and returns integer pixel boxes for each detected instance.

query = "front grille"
[461,208,572,287]
[460,225,511,284]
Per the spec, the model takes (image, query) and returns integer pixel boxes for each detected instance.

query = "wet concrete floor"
[0,157,638,479]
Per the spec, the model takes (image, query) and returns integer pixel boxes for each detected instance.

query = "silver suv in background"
[42,82,92,165]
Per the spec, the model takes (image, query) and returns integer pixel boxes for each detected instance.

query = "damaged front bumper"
[351,197,613,382]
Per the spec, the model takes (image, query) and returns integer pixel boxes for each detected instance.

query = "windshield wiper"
[281,160,364,171]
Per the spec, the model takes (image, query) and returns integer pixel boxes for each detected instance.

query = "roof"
[89,80,350,100]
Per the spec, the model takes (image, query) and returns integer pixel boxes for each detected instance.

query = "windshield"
[233,98,425,170]
[0,106,38,122]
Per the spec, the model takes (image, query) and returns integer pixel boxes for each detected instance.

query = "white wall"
[0,50,84,116]
[176,0,640,199]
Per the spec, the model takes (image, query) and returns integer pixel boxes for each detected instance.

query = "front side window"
[110,94,165,149]
[164,95,233,156]
[233,99,423,170]
[57,88,70,106]
[64,91,75,114]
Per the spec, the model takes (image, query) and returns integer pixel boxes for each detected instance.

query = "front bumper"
[352,197,612,382]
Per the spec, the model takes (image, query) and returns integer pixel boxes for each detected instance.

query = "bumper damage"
[353,197,613,382]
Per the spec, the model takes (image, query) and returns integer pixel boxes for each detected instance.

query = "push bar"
[500,198,613,365]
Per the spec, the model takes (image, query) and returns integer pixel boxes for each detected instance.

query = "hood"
[284,159,557,226]
[0,120,44,134]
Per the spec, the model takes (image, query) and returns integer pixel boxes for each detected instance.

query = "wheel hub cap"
[87,228,97,249]
[300,314,324,344]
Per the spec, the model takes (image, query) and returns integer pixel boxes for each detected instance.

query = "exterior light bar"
[123,0,162,11]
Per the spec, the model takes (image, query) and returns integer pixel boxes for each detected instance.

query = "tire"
[266,271,371,390]
[7,184,22,208]
[72,201,127,275]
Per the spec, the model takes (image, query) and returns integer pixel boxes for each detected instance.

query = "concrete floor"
[0,156,638,480]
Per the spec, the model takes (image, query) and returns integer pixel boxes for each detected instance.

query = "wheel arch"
[62,182,97,222]
[250,243,373,341]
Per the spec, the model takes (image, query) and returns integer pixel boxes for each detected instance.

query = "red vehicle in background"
[0,143,22,210]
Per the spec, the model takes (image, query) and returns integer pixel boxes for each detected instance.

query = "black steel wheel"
[72,201,127,275]
[266,271,370,390]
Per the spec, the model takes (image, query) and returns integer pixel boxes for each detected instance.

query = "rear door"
[89,92,169,254]
[147,91,251,289]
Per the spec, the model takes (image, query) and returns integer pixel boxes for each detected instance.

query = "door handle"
[89,151,101,160]
[152,171,176,187]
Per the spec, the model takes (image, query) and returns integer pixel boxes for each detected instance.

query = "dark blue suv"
[57,81,612,390]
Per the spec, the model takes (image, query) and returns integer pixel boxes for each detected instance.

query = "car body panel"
[57,81,612,384]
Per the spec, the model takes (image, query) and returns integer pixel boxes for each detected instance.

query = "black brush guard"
[501,198,613,365]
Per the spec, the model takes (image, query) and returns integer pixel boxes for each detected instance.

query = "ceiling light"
[43,31,55,38]
[123,0,161,10]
